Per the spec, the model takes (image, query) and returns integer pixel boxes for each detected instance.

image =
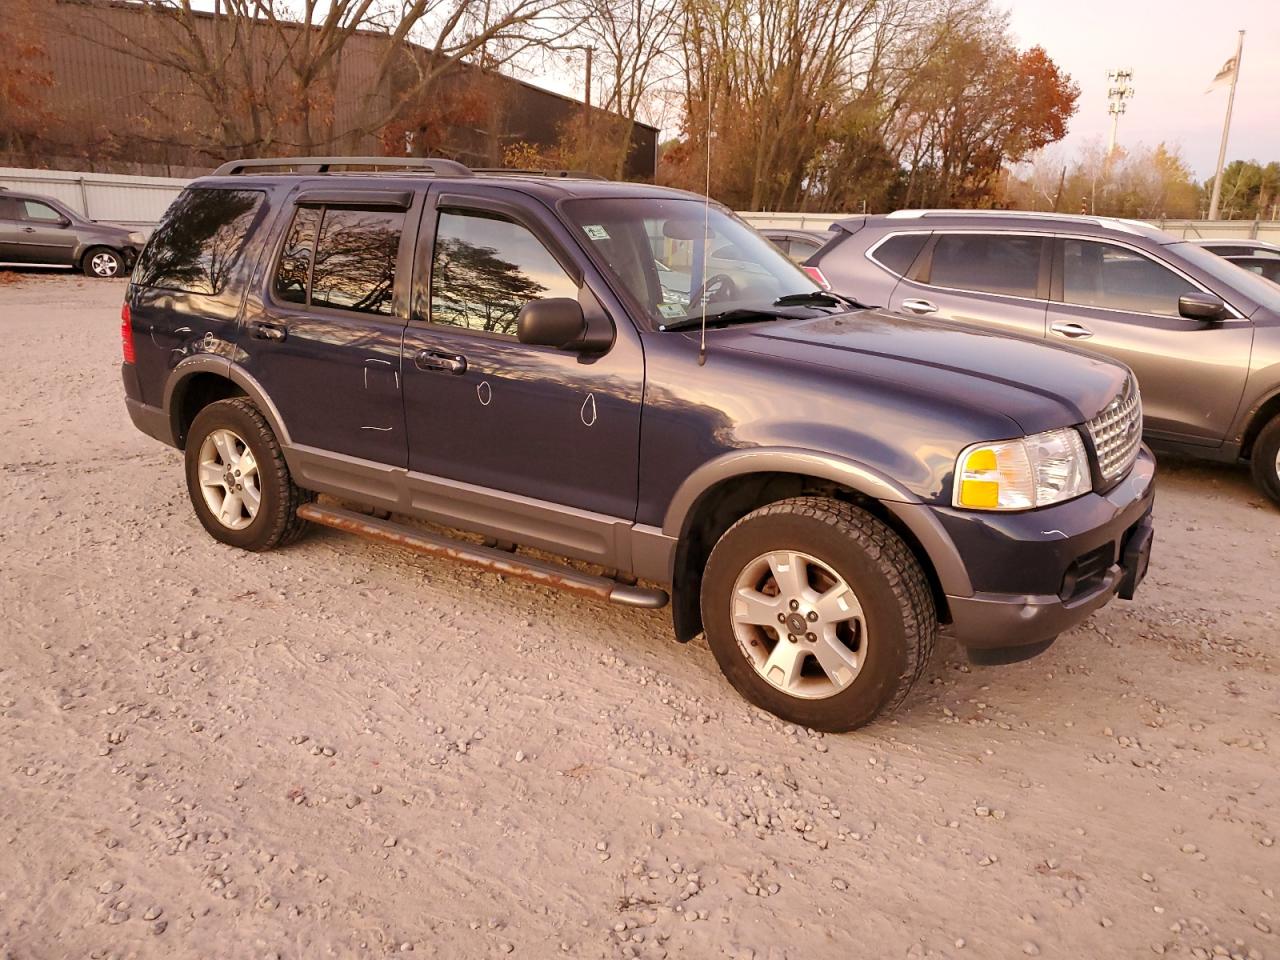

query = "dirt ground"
[0,273,1275,960]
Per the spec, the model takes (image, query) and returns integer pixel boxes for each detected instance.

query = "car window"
[1168,241,1280,313]
[870,233,929,276]
[429,209,577,337]
[273,206,321,306]
[787,237,823,263]
[562,197,814,327]
[135,188,265,294]
[21,200,63,222]
[928,233,1042,298]
[1063,240,1197,317]
[310,208,403,315]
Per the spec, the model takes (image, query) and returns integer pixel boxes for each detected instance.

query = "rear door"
[1046,236,1253,444]
[887,231,1050,340]
[240,188,420,466]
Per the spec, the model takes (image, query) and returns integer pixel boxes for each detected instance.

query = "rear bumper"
[937,446,1156,650]
[123,365,174,446]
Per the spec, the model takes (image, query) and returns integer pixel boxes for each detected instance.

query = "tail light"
[120,302,136,363]
[802,265,830,290]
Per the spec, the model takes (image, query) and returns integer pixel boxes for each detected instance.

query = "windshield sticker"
[582,224,610,241]
[657,302,685,318]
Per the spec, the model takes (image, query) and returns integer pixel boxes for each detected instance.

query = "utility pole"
[583,46,593,136]
[1208,31,1245,221]
[1106,69,1135,158]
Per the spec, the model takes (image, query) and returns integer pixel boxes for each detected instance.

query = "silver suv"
[805,210,1280,504]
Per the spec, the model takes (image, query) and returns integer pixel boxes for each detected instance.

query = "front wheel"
[82,247,125,278]
[701,497,936,732]
[184,398,312,551]
[1250,414,1280,506]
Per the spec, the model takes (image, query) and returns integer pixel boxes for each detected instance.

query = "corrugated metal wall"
[0,167,186,225]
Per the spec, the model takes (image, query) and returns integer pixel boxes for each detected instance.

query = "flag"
[1206,55,1237,93]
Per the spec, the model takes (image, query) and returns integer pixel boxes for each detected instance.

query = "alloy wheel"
[90,252,120,277]
[730,550,867,700]
[197,428,261,531]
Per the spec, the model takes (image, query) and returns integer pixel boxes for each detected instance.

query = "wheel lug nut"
[777,613,786,623]
[787,634,797,643]
[789,599,799,611]
[806,632,816,642]
[806,611,818,622]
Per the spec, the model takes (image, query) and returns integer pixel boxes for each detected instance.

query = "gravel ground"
[0,273,1276,960]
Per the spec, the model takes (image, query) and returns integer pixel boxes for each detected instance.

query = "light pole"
[1106,69,1135,158]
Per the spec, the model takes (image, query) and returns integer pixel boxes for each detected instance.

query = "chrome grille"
[1087,377,1142,481]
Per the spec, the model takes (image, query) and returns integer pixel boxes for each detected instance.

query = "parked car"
[0,187,144,278]
[760,227,834,264]
[804,209,1280,504]
[122,158,1154,732]
[1189,237,1280,284]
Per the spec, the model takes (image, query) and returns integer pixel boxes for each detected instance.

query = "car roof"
[834,208,1168,241]
[1189,237,1280,249]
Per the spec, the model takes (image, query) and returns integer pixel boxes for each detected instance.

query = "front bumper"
[937,446,1156,650]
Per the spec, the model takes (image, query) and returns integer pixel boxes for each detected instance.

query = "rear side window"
[271,205,404,316]
[870,233,929,276]
[1062,240,1196,317]
[135,188,264,294]
[927,233,1043,298]
[0,197,19,219]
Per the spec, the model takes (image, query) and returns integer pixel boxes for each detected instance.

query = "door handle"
[1051,321,1093,340]
[21,226,35,234]
[251,321,287,342]
[415,349,467,374]
[901,298,938,315]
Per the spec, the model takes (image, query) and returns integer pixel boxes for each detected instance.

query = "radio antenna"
[698,86,712,366]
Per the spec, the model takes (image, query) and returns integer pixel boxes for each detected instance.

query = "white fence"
[4,168,1278,244]
[0,167,188,227]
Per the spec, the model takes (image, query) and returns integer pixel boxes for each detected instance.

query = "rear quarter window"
[869,233,929,276]
[134,188,265,294]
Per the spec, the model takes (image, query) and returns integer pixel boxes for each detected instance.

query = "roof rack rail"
[883,208,1150,236]
[472,167,608,181]
[211,156,474,177]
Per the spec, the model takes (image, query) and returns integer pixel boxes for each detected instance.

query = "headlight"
[128,231,146,244]
[954,428,1091,511]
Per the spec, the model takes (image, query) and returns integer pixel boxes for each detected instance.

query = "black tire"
[184,397,312,551]
[701,496,936,732]
[81,246,125,278]
[1250,414,1280,506]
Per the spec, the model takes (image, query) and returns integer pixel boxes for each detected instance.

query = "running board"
[296,503,669,609]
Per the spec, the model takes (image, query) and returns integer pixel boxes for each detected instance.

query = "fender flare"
[163,356,291,447]
[661,446,972,600]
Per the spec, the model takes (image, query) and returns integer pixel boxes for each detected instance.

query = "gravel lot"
[0,273,1276,960]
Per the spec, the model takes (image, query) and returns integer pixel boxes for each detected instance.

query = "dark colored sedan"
[0,188,144,278]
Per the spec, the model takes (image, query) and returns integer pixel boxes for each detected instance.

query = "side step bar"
[297,503,669,609]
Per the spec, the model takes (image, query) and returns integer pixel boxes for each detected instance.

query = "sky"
[1002,0,1280,179]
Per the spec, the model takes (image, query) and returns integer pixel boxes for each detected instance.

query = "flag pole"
[1208,30,1245,220]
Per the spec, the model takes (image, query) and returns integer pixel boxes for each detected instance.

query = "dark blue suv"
[122,157,1155,731]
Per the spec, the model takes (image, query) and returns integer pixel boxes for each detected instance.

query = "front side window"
[1063,240,1197,317]
[270,205,403,316]
[928,233,1043,298]
[135,188,264,294]
[21,200,63,222]
[562,197,816,327]
[429,210,577,337]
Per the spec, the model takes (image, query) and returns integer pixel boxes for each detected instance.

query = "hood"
[714,308,1130,436]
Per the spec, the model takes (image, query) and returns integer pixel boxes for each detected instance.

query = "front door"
[8,197,78,265]
[1046,237,1253,445]
[241,193,418,466]
[401,189,644,540]
[888,231,1050,341]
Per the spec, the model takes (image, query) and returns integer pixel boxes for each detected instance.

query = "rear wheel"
[1250,414,1280,506]
[701,496,936,732]
[82,247,124,278]
[184,398,311,551]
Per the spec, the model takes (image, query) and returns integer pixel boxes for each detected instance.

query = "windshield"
[562,197,820,328]
[1166,241,1280,313]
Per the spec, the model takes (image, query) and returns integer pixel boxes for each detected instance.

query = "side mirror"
[1178,291,1228,322]
[517,298,587,349]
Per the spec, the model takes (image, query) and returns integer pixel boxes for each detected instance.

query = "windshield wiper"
[773,290,868,309]
[658,307,803,333]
